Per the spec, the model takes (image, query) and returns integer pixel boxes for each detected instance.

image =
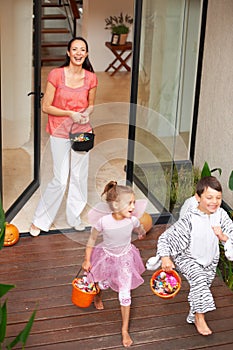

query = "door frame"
[2,0,42,222]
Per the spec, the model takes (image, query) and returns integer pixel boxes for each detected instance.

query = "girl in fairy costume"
[82,181,147,347]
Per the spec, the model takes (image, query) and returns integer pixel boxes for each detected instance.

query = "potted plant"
[105,12,133,45]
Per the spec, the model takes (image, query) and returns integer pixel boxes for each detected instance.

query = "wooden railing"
[62,0,81,37]
[42,0,81,37]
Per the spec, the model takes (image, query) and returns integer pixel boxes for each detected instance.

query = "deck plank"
[1,225,233,349]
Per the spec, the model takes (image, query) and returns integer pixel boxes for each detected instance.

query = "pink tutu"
[89,243,145,292]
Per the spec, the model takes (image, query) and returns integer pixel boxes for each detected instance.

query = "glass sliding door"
[0,0,41,221]
[130,0,202,217]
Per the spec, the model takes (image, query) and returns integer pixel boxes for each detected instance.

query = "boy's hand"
[212,226,228,242]
[161,256,175,272]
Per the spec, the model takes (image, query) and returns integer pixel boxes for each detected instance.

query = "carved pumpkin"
[4,223,19,246]
[139,212,153,233]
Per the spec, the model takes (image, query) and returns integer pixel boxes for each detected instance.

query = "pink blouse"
[45,67,98,138]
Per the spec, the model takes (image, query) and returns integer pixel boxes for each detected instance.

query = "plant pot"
[118,33,128,45]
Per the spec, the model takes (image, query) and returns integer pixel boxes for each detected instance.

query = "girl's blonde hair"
[102,181,134,211]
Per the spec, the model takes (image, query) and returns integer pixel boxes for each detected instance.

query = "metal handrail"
[62,0,80,37]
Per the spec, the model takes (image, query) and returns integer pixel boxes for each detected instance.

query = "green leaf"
[0,301,7,343]
[201,162,222,179]
[0,228,5,251]
[6,308,37,349]
[0,284,15,298]
[211,167,222,176]
[201,161,211,178]
[228,171,233,191]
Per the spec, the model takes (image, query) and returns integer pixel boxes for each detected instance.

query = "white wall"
[0,0,33,148]
[82,0,134,72]
[194,0,233,206]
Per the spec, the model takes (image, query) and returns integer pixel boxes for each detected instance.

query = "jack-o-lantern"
[4,223,19,247]
[139,212,153,233]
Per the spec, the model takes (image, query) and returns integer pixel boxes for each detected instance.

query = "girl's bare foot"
[195,313,212,335]
[122,330,133,347]
[94,294,104,310]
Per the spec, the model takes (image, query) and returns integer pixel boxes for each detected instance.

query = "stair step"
[42,14,67,20]
[41,1,71,65]
[42,41,68,47]
[42,4,63,7]
[41,56,65,63]
[42,28,70,34]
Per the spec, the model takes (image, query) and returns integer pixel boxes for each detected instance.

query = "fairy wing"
[132,199,148,218]
[87,202,111,226]
[87,199,148,226]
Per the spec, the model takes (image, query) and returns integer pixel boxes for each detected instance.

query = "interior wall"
[82,0,134,72]
[138,0,201,146]
[194,0,233,206]
[0,0,33,148]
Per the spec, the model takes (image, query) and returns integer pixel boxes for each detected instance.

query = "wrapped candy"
[73,277,97,293]
[151,270,180,297]
[73,134,90,142]
[72,273,100,308]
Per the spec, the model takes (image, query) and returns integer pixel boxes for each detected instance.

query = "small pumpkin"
[4,223,20,246]
[139,212,153,233]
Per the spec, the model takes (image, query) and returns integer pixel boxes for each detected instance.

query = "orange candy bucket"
[71,270,99,308]
[150,269,181,299]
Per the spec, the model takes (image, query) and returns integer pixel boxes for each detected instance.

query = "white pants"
[33,136,89,231]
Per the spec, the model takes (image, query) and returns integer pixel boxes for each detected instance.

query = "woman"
[30,37,98,236]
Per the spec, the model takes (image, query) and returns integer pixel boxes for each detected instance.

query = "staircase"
[41,1,80,66]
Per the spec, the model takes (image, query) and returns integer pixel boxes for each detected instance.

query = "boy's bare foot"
[195,313,212,335]
[94,294,104,310]
[122,330,133,347]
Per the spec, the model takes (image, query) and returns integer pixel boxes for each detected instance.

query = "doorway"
[128,0,204,218]
[0,0,205,228]
[0,0,41,221]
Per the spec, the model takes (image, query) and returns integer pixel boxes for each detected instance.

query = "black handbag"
[69,124,95,152]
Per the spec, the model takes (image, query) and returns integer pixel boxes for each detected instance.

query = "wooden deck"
[1,225,233,349]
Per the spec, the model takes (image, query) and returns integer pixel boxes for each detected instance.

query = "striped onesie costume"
[157,207,233,323]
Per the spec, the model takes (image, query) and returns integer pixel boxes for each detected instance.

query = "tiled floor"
[9,69,157,233]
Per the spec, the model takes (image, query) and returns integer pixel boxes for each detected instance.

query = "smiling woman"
[30,37,98,237]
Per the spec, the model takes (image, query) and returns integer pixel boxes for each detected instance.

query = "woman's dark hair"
[60,36,94,72]
[196,176,222,196]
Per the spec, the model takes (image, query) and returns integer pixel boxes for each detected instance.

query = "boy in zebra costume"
[149,176,233,336]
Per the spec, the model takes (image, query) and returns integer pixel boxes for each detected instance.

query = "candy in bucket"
[150,269,181,299]
[71,270,99,308]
